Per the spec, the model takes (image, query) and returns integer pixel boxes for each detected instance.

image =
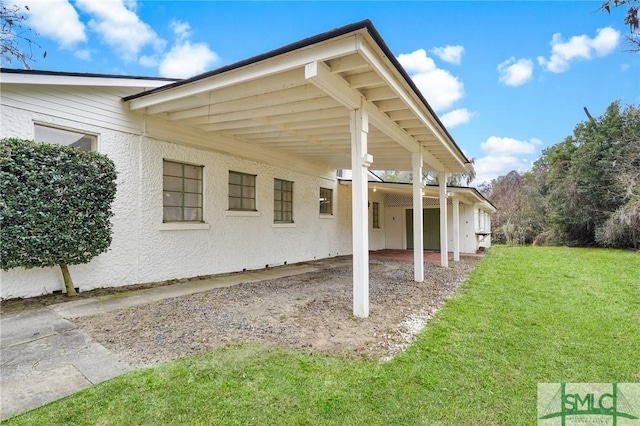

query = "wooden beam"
[384,110,416,121]
[280,117,350,130]
[175,96,340,126]
[373,99,407,112]
[360,86,397,102]
[305,61,362,109]
[326,54,369,73]
[167,84,326,121]
[304,60,446,171]
[439,172,449,268]
[145,96,209,115]
[453,198,460,262]
[260,107,346,125]
[145,117,333,177]
[357,38,468,171]
[413,151,424,283]
[344,71,384,89]
[351,107,370,318]
[128,35,359,111]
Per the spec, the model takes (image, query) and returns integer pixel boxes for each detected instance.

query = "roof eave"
[0,68,178,87]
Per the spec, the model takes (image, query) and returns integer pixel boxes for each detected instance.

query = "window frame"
[228,170,257,211]
[319,187,333,215]
[162,159,204,223]
[372,201,380,229]
[34,123,97,151]
[274,178,294,223]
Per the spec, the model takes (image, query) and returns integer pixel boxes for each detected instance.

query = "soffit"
[127,26,470,173]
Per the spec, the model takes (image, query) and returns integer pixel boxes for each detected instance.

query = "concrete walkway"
[0,263,319,421]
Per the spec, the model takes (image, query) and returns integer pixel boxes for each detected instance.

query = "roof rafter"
[174,96,340,126]
[304,60,446,171]
[356,37,467,171]
[129,35,360,111]
[167,84,326,121]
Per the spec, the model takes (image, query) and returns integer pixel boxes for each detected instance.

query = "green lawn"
[4,246,639,425]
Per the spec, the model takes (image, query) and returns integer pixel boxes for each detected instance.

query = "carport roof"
[339,179,497,212]
[124,20,472,173]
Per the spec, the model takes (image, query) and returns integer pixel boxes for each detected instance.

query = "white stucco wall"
[368,190,386,251]
[384,206,406,249]
[382,199,486,254]
[1,104,353,299]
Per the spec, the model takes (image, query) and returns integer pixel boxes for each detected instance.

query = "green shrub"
[0,138,117,295]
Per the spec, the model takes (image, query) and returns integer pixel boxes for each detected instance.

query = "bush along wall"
[0,138,117,296]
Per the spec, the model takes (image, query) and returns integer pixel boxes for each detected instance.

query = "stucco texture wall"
[1,106,352,299]
[382,200,482,254]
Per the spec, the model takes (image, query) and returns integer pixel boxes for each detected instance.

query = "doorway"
[406,208,440,250]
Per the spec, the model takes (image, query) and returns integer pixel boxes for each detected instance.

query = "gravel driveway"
[76,256,479,368]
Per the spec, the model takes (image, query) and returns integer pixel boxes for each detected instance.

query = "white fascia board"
[128,35,360,111]
[450,188,496,212]
[0,72,174,88]
[356,35,467,172]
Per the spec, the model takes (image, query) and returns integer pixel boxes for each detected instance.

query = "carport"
[124,20,472,318]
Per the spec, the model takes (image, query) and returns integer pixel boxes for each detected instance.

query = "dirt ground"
[70,256,480,368]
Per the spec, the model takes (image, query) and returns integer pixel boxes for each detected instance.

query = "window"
[274,179,293,223]
[319,187,333,215]
[372,202,380,228]
[34,124,96,151]
[229,171,256,211]
[163,160,203,222]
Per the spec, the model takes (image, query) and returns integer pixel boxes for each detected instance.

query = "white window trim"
[319,187,334,216]
[33,122,99,151]
[274,178,294,225]
[319,214,334,219]
[159,223,210,231]
[162,159,205,223]
[228,170,257,212]
[225,210,261,217]
[272,223,296,228]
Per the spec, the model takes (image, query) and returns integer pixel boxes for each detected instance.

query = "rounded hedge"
[0,138,117,270]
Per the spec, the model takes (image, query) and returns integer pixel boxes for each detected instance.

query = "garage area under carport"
[124,20,472,318]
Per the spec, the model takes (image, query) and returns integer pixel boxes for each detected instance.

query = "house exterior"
[0,20,493,317]
[344,177,495,254]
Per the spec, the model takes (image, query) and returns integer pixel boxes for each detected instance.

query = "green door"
[406,209,441,250]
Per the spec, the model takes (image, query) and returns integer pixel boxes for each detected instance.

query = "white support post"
[412,152,424,282]
[351,107,370,318]
[439,172,449,267]
[453,197,460,262]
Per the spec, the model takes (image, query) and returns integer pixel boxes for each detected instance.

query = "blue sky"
[8,1,640,183]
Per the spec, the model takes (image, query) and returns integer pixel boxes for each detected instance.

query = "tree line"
[481,101,640,249]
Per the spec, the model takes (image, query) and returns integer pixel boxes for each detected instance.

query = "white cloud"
[74,49,92,61]
[397,49,464,111]
[440,108,474,128]
[155,19,219,78]
[590,27,620,55]
[75,0,164,61]
[497,57,533,87]
[430,45,464,65]
[139,55,159,68]
[170,20,192,42]
[481,136,542,155]
[470,136,544,184]
[159,42,218,78]
[537,27,620,73]
[16,0,86,48]
[473,155,532,185]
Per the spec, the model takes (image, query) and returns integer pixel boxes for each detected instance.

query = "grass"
[4,246,639,425]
